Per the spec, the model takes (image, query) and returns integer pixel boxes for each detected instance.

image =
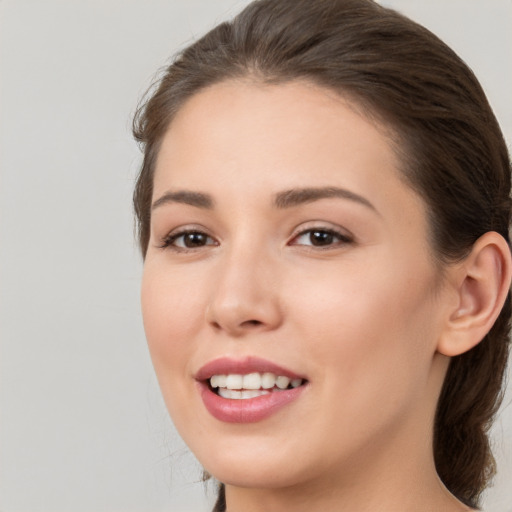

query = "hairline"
[145,74,446,271]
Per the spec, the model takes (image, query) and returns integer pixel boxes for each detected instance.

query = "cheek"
[291,271,439,468]
[141,263,205,385]
[287,258,439,401]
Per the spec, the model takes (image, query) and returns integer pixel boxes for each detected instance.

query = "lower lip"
[198,382,306,423]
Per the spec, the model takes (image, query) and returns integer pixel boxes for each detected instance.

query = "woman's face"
[142,81,453,489]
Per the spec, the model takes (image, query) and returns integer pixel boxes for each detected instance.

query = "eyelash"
[159,226,353,252]
[159,229,218,252]
[290,227,353,249]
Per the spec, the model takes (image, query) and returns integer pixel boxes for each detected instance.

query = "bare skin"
[142,80,509,512]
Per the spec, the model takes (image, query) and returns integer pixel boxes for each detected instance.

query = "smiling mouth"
[208,372,306,400]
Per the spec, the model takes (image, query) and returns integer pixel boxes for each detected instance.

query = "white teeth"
[210,374,226,388]
[242,372,261,390]
[276,376,291,389]
[291,378,302,388]
[218,388,241,399]
[241,389,270,399]
[209,372,304,396]
[261,372,276,389]
[225,374,243,390]
[218,388,271,399]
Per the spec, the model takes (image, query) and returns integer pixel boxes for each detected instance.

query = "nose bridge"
[207,232,282,335]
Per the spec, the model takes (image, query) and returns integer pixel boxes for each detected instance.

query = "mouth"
[196,357,308,423]
[209,372,305,399]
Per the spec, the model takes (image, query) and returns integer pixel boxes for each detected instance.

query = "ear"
[437,231,512,357]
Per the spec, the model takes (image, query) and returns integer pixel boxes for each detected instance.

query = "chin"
[193,437,312,489]
[206,461,307,490]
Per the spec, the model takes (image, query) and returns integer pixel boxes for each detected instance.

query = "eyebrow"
[151,186,377,214]
[273,186,377,212]
[151,190,214,210]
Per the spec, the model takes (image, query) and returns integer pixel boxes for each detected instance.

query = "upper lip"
[195,356,305,381]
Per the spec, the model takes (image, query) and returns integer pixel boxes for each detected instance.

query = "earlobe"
[437,232,512,357]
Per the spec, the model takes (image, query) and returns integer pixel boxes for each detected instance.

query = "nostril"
[211,321,222,330]
[242,319,263,328]
[207,318,263,331]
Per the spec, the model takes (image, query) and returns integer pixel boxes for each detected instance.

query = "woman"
[133,1,511,510]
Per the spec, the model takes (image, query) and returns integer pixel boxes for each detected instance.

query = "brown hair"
[133,0,511,509]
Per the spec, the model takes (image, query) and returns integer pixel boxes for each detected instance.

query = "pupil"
[311,231,333,246]
[185,232,206,247]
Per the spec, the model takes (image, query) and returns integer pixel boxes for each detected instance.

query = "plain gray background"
[1,1,511,511]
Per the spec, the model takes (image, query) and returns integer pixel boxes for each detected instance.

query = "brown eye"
[163,230,217,250]
[181,232,210,247]
[292,228,352,248]
[309,230,335,246]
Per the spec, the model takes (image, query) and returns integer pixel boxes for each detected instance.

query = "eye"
[291,228,352,248]
[161,229,218,251]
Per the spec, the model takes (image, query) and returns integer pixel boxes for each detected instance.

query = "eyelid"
[158,225,219,251]
[155,221,353,251]
[288,222,354,247]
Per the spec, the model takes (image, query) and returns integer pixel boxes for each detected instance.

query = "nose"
[206,245,283,337]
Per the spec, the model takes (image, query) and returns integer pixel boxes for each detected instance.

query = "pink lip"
[195,356,304,381]
[195,356,308,423]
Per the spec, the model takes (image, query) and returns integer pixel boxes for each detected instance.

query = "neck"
[223,355,474,512]
[224,383,472,511]
[224,442,473,512]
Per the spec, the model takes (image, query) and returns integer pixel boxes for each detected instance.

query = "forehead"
[155,81,431,227]
[151,79,433,257]
[154,80,403,192]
